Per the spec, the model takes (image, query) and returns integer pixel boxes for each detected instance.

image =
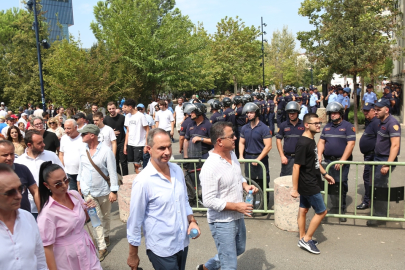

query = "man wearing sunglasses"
[0,140,40,214]
[0,164,47,270]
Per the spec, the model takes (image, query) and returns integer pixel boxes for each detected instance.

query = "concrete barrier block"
[274,176,300,232]
[118,174,137,223]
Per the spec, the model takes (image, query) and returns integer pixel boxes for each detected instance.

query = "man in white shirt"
[14,130,64,219]
[33,104,43,118]
[0,164,47,270]
[77,124,119,261]
[1,117,15,138]
[17,113,28,128]
[136,104,154,168]
[155,100,174,137]
[149,98,158,117]
[93,112,117,155]
[123,99,149,174]
[198,121,258,270]
[174,97,184,135]
[59,119,85,191]
[127,128,200,270]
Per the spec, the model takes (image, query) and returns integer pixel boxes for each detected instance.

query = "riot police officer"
[276,101,305,176]
[243,94,252,103]
[233,95,246,157]
[179,102,194,155]
[300,87,308,106]
[209,100,225,124]
[239,102,272,196]
[222,97,236,126]
[318,102,356,222]
[367,99,401,226]
[357,103,378,210]
[276,90,286,127]
[266,93,276,135]
[258,93,267,123]
[184,103,213,159]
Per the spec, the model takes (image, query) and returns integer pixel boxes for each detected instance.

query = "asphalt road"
[100,112,405,270]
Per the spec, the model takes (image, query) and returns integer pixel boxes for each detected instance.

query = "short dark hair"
[0,163,14,175]
[147,128,170,147]
[303,113,318,124]
[123,99,136,108]
[107,101,115,107]
[24,130,42,145]
[158,100,166,106]
[210,122,233,146]
[92,104,98,107]
[0,140,14,149]
[93,112,104,119]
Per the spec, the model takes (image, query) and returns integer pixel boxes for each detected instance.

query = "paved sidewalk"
[100,115,405,270]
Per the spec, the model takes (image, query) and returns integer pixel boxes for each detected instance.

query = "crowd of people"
[0,80,402,270]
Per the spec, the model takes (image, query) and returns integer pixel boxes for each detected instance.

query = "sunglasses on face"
[52,177,70,189]
[81,133,88,137]
[220,133,236,140]
[1,185,26,197]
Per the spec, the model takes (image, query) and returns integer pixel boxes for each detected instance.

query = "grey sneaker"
[298,239,318,247]
[298,238,320,254]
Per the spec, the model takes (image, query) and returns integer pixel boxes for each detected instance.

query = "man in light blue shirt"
[299,99,308,120]
[326,88,338,104]
[362,84,377,108]
[342,89,351,120]
[336,88,344,104]
[309,89,318,113]
[127,128,200,270]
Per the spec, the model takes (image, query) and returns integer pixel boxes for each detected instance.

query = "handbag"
[86,150,123,186]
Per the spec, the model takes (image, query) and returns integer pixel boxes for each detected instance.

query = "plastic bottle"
[189,228,199,238]
[87,207,101,227]
[245,190,254,205]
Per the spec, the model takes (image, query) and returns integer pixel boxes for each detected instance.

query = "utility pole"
[261,17,267,89]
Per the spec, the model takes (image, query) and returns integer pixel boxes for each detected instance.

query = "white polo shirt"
[60,133,85,175]
[155,109,174,132]
[124,111,148,147]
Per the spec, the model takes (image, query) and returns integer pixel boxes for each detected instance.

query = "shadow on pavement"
[238,248,275,269]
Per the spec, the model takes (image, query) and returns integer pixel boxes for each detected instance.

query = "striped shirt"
[200,150,247,223]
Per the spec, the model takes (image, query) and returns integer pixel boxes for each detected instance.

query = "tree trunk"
[353,74,358,133]
[233,75,237,94]
[360,77,365,109]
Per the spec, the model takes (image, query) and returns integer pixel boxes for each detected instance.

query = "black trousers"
[147,247,188,270]
[116,141,128,176]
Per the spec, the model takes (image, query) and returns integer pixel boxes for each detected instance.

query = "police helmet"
[210,100,222,110]
[326,102,344,116]
[251,92,257,98]
[182,102,193,115]
[233,96,243,105]
[276,90,283,95]
[184,103,207,116]
[285,101,300,113]
[188,98,194,104]
[243,94,252,102]
[257,93,264,100]
[207,99,216,105]
[222,97,232,107]
[292,87,298,94]
[242,102,260,118]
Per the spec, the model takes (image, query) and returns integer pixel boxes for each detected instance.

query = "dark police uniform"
[382,92,394,113]
[276,119,305,176]
[267,99,276,135]
[223,107,236,127]
[359,116,379,206]
[185,118,213,159]
[276,96,286,127]
[179,117,193,137]
[301,92,308,106]
[316,92,322,108]
[241,121,271,192]
[373,114,401,217]
[260,100,267,124]
[210,112,225,124]
[235,106,246,157]
[320,120,356,210]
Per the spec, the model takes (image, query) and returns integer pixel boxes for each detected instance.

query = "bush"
[348,107,365,125]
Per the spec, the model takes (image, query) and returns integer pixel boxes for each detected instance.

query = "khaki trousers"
[85,194,111,250]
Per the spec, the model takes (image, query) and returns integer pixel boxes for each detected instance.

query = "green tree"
[298,0,403,131]
[211,16,261,93]
[91,0,200,99]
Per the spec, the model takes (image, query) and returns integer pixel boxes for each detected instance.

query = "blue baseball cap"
[137,103,145,108]
[374,98,390,108]
[363,102,374,111]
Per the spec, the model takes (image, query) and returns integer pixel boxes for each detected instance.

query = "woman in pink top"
[37,162,102,270]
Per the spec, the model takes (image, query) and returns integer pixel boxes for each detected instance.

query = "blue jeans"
[205,219,246,270]
[147,246,188,270]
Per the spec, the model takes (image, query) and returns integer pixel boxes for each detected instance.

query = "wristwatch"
[200,137,204,142]
[322,172,327,177]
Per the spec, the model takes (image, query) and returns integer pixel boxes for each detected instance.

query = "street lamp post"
[261,17,267,90]
[310,66,313,88]
[27,0,49,111]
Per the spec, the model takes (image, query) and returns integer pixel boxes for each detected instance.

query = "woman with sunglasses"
[37,162,102,270]
[47,117,65,140]
[6,126,26,156]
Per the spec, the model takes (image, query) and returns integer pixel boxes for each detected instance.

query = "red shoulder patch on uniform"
[352,127,355,132]
[270,130,272,135]
[223,115,226,118]
[181,127,183,131]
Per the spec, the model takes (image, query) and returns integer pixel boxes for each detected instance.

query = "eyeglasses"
[220,133,236,140]
[307,122,322,126]
[34,123,43,126]
[1,185,26,197]
[49,122,57,125]
[52,177,70,188]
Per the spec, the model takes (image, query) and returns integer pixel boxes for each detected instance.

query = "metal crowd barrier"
[175,159,274,214]
[324,161,405,222]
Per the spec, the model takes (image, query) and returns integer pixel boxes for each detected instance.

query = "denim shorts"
[299,193,326,214]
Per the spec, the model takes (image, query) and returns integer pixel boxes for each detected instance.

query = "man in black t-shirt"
[291,113,334,255]
[32,116,59,153]
[104,101,128,176]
